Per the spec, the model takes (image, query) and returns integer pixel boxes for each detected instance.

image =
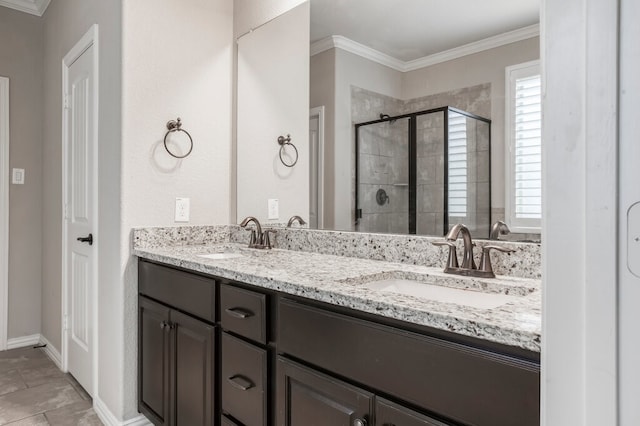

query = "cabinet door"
[277,357,373,426]
[172,310,215,426]
[376,398,450,426]
[139,296,172,426]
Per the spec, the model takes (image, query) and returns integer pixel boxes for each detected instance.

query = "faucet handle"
[478,245,516,277]
[263,229,277,249]
[432,241,459,269]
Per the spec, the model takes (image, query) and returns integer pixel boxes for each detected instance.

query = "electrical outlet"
[12,168,25,185]
[268,198,279,220]
[175,198,190,222]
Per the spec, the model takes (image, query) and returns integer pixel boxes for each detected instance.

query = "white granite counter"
[133,242,541,353]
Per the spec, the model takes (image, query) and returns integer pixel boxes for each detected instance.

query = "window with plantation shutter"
[448,112,468,218]
[505,61,542,232]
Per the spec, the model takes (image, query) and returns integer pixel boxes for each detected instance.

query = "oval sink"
[197,252,244,261]
[364,279,521,309]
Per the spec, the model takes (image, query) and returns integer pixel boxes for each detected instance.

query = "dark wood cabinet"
[172,310,215,426]
[277,357,373,426]
[139,297,172,426]
[138,294,215,426]
[375,398,448,426]
[138,259,539,426]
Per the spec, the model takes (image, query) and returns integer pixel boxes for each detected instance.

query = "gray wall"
[403,37,540,212]
[41,0,123,417]
[0,7,44,339]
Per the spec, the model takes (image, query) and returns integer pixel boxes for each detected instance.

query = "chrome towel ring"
[278,134,298,167]
[164,118,193,159]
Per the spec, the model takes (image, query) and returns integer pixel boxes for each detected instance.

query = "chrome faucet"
[432,223,515,278]
[239,216,276,249]
[489,220,511,240]
[445,223,476,269]
[287,215,307,227]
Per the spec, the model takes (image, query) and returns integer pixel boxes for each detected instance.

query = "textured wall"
[121,0,234,419]
[0,7,44,340]
[236,2,310,224]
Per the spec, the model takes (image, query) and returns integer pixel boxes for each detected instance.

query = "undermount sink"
[363,279,521,309]
[197,252,244,261]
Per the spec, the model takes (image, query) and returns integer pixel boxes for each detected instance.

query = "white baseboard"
[38,334,62,370]
[94,397,152,426]
[6,333,41,349]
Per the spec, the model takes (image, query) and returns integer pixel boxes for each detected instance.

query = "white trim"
[39,334,63,370]
[504,60,541,233]
[93,398,152,426]
[311,24,540,73]
[0,0,50,16]
[0,76,8,352]
[310,106,325,229]
[6,334,40,349]
[4,333,61,372]
[61,24,100,399]
[311,35,405,71]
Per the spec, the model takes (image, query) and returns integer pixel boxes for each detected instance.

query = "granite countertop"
[133,243,541,353]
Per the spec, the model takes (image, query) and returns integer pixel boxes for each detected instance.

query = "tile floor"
[0,346,102,425]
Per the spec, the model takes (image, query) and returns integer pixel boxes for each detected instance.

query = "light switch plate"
[175,197,190,222]
[629,202,640,278]
[268,198,279,220]
[12,168,25,185]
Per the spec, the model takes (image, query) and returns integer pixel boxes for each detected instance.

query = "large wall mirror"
[237,0,541,240]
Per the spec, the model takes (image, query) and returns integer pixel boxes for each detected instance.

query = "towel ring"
[164,118,193,159]
[278,134,298,167]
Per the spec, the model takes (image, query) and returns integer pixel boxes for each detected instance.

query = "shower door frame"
[354,106,491,235]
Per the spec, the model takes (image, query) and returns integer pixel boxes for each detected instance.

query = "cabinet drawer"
[139,260,216,322]
[221,332,267,426]
[220,284,267,344]
[278,298,540,426]
[376,398,449,426]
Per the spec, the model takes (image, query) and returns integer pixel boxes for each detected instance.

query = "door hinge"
[63,315,69,331]
[64,94,70,110]
[64,203,70,220]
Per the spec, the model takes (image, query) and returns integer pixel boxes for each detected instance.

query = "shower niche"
[355,107,491,237]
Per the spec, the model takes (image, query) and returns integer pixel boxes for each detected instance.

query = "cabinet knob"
[353,418,367,426]
[159,321,166,330]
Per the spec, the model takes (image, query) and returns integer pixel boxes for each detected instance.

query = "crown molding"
[311,35,406,71]
[310,24,540,73]
[0,0,50,16]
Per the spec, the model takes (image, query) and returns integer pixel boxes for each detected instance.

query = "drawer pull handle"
[353,419,367,426]
[227,375,254,391]
[225,307,254,319]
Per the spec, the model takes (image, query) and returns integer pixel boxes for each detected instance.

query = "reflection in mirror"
[355,107,491,238]
[308,0,541,240]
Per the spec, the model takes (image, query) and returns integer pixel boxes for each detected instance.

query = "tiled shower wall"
[351,84,491,236]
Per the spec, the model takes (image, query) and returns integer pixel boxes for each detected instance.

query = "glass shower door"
[356,117,410,234]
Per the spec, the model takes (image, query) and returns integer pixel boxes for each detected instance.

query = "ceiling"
[311,0,540,62]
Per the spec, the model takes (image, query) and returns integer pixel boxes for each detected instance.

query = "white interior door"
[64,42,96,396]
[309,106,324,229]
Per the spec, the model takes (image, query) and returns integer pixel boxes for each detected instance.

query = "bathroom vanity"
[134,227,541,426]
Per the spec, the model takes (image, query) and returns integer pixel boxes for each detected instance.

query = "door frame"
[61,24,99,396]
[310,106,325,229]
[0,76,9,351]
